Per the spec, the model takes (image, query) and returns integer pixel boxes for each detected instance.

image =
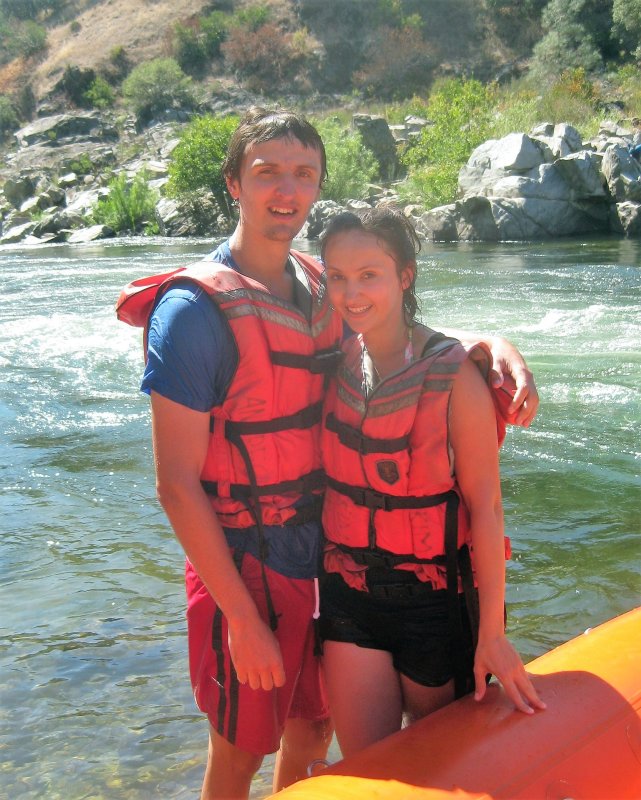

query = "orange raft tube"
[270,607,641,800]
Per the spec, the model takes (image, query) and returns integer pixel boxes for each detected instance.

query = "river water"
[1,235,639,799]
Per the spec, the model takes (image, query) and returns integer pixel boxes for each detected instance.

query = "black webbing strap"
[458,543,480,651]
[201,469,326,501]
[271,347,344,375]
[211,401,322,435]
[223,426,280,631]
[443,492,471,699]
[334,542,446,570]
[327,476,454,512]
[325,413,410,455]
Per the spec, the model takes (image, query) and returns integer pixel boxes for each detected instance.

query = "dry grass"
[1,0,211,95]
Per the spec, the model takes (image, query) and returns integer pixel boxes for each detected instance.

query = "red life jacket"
[117,250,343,530]
[321,328,510,592]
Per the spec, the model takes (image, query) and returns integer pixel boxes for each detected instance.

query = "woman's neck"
[361,323,413,379]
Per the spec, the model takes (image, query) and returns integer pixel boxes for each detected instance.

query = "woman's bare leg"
[323,640,402,757]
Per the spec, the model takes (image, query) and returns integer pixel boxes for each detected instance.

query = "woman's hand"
[474,634,546,714]
[488,336,539,427]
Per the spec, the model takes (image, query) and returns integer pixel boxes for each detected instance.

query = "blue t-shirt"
[141,241,322,579]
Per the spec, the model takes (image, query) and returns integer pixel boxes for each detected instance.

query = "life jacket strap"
[201,470,326,503]
[325,413,410,455]
[271,347,344,375]
[333,542,447,569]
[326,477,455,511]
[211,401,322,435]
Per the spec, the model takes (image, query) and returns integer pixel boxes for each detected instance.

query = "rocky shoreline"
[1,108,640,246]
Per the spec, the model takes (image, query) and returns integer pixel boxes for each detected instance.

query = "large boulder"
[416,193,611,242]
[352,114,401,181]
[67,224,114,243]
[3,174,38,208]
[14,114,118,147]
[614,201,641,236]
[458,133,548,198]
[601,144,641,202]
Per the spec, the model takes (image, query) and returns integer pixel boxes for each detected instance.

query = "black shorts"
[318,570,475,689]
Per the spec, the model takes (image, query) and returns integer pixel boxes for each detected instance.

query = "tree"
[531,0,616,79]
[613,0,641,59]
[166,114,238,218]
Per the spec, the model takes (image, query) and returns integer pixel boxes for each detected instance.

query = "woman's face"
[324,229,412,338]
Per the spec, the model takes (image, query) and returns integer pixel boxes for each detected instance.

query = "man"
[118,107,538,800]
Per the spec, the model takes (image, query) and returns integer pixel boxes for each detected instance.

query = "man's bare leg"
[272,716,334,791]
[201,725,263,800]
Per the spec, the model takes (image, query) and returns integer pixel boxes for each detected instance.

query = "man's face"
[226,136,323,243]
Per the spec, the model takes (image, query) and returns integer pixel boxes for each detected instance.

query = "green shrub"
[172,22,208,78]
[92,171,159,233]
[315,118,378,202]
[166,114,238,218]
[83,76,114,109]
[403,78,495,170]
[201,10,230,58]
[122,58,196,123]
[13,19,47,57]
[230,2,271,31]
[58,65,96,106]
[400,78,495,209]
[0,94,19,141]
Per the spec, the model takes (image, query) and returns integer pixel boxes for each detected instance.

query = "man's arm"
[150,390,286,691]
[441,328,538,427]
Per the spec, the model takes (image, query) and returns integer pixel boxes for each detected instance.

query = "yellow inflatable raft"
[271,607,641,799]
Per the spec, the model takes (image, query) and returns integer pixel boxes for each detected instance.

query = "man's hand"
[488,336,539,427]
[228,614,286,691]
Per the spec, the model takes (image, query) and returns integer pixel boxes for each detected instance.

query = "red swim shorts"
[185,552,329,755]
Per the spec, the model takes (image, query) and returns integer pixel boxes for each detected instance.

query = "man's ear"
[225,174,238,200]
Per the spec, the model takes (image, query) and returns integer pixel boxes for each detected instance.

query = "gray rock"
[352,114,400,181]
[14,113,118,148]
[554,151,606,199]
[1,221,37,244]
[3,174,38,208]
[601,144,641,202]
[615,201,641,236]
[67,224,113,243]
[304,200,345,239]
[459,133,547,198]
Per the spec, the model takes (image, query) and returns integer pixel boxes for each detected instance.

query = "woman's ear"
[401,264,415,290]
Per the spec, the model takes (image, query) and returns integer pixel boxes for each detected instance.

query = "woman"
[318,207,545,757]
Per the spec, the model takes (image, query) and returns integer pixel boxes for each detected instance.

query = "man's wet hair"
[222,106,328,186]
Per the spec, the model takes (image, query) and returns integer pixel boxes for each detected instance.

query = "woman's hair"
[320,206,421,324]
[222,106,328,187]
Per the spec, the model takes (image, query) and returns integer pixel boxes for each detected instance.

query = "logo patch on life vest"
[376,460,400,485]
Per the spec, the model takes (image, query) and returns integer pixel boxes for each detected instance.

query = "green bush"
[92,171,159,233]
[166,114,238,218]
[172,22,208,78]
[83,76,114,109]
[201,10,230,58]
[11,19,47,58]
[0,94,19,141]
[58,65,96,106]
[122,58,196,123]
[399,78,495,209]
[315,118,378,202]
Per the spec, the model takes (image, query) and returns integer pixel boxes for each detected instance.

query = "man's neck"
[228,228,295,301]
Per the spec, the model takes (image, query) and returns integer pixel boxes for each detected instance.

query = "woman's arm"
[449,359,545,714]
[441,329,538,427]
